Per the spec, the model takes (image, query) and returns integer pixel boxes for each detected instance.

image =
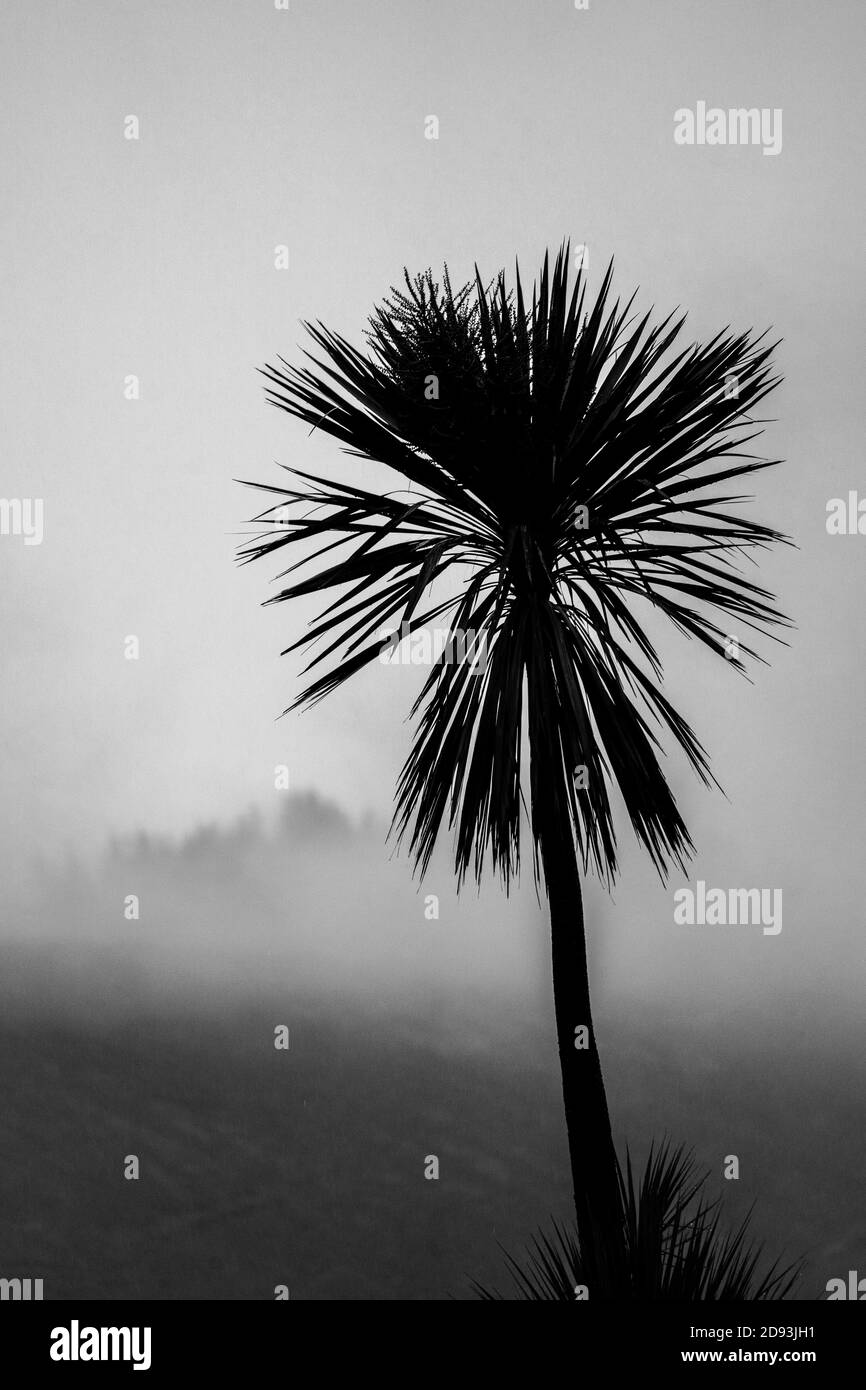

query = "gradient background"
[1,0,864,1299]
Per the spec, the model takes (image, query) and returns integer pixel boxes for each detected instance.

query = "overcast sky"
[2,0,864,1013]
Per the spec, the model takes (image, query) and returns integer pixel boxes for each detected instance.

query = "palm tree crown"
[239,243,789,891]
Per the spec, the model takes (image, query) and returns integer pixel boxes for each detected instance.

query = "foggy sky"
[2,0,865,1018]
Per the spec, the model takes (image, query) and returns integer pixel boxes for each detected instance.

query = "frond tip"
[239,241,791,889]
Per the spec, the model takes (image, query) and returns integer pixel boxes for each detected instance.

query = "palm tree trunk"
[537,797,620,1236]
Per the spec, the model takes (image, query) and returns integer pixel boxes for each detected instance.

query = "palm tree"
[239,243,789,1239]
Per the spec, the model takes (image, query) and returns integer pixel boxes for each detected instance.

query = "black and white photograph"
[1,0,864,1367]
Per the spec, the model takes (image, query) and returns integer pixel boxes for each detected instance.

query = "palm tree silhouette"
[239,242,789,1240]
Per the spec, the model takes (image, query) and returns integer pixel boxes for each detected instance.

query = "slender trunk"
[537,797,620,1236]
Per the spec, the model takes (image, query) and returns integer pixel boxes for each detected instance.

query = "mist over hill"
[1,793,862,1298]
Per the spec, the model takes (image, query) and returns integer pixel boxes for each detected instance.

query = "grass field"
[1,943,862,1299]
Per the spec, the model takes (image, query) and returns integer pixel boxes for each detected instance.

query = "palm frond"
[471,1140,802,1300]
[239,241,791,886]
